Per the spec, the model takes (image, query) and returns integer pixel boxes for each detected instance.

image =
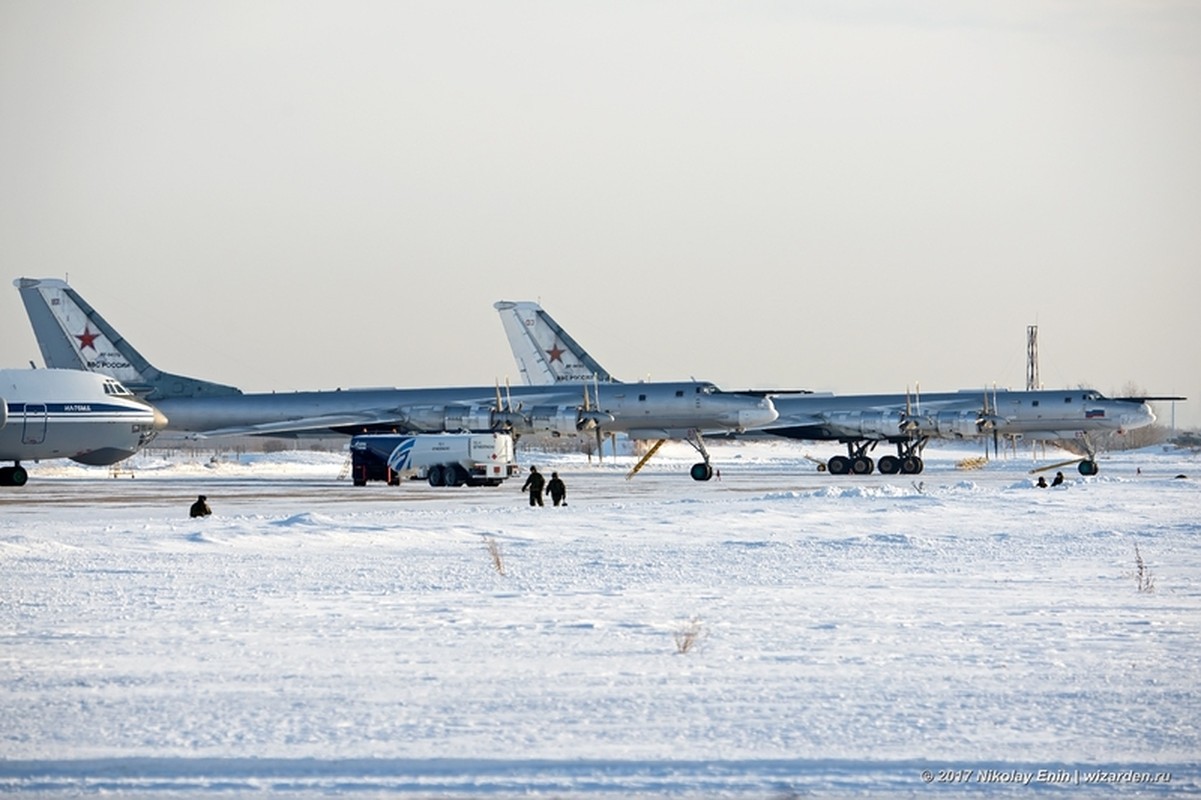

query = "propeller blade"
[492,379,508,432]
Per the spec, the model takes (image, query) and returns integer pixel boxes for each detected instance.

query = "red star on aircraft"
[546,344,565,363]
[75,326,100,351]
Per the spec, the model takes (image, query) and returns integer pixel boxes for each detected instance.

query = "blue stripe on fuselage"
[6,402,151,415]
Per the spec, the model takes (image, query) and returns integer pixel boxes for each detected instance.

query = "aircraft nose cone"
[718,396,778,430]
[135,403,169,448]
[1123,404,1155,429]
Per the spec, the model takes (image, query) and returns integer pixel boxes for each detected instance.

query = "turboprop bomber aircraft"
[495,300,1168,476]
[757,387,1158,476]
[16,279,776,481]
[1,367,167,486]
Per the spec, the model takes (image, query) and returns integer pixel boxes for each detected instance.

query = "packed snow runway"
[1,440,1199,797]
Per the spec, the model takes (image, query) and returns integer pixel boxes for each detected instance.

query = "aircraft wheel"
[851,456,874,475]
[0,467,12,487]
[690,462,713,482]
[1078,460,1098,476]
[827,456,851,476]
[877,456,900,475]
[900,456,922,474]
[427,465,445,487]
[444,464,464,487]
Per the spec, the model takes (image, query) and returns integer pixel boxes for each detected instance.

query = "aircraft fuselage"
[153,380,777,439]
[766,388,1154,442]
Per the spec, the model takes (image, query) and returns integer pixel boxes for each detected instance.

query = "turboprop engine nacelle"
[828,410,907,438]
[528,405,583,436]
[578,409,616,430]
[403,405,495,432]
[930,410,984,439]
[491,410,528,431]
[442,405,497,432]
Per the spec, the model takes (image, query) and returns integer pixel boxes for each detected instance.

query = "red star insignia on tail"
[546,344,565,363]
[75,326,99,351]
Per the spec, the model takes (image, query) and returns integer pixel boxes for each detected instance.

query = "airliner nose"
[133,402,169,448]
[136,398,169,431]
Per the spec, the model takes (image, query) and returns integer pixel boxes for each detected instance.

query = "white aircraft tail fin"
[14,278,241,400]
[493,301,616,386]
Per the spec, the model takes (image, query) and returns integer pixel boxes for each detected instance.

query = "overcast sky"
[2,1,1198,429]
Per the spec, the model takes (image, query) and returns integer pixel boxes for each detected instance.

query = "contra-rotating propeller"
[899,383,922,434]
[977,385,1003,458]
[493,378,525,437]
[579,376,616,462]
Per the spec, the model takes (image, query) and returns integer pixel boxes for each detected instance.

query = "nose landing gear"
[0,463,29,487]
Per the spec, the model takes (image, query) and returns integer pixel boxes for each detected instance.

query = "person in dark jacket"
[521,466,545,507]
[1051,471,1065,487]
[189,495,212,518]
[546,471,567,506]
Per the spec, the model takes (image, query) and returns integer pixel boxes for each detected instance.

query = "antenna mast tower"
[1026,325,1040,390]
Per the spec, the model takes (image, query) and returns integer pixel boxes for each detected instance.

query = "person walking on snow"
[546,471,567,506]
[522,466,545,507]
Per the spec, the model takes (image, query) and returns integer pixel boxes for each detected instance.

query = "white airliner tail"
[15,278,241,400]
[493,301,615,387]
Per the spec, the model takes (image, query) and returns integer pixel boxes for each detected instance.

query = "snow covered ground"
[2,439,1199,798]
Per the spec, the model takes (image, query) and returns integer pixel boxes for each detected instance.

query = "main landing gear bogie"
[828,454,923,476]
[826,436,927,477]
[826,455,874,475]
